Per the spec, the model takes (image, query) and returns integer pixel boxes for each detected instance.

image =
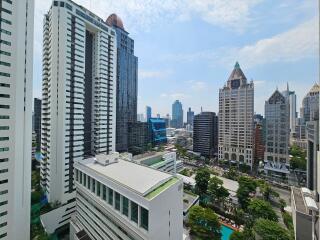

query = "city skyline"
[32,0,319,117]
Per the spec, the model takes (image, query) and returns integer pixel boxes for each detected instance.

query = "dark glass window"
[131,201,138,223]
[108,188,113,205]
[140,207,149,230]
[122,196,129,216]
[115,192,120,211]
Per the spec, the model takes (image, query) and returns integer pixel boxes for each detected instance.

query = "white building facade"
[218,62,254,168]
[40,0,117,232]
[0,0,34,239]
[70,154,183,240]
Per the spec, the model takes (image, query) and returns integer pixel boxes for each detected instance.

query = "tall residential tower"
[40,0,117,232]
[0,0,34,239]
[106,14,138,153]
[218,62,254,168]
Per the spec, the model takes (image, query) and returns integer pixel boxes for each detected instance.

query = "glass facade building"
[172,100,183,128]
[106,14,138,152]
[149,118,167,145]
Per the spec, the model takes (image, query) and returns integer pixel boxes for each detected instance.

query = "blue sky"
[33,0,319,118]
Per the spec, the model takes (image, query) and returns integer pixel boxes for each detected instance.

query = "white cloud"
[187,80,207,91]
[160,92,189,100]
[226,18,319,68]
[139,70,171,79]
[162,18,319,69]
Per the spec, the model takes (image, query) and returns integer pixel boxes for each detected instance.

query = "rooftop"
[78,156,176,199]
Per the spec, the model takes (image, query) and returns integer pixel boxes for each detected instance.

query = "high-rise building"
[107,14,138,153]
[0,0,34,239]
[193,112,218,157]
[218,62,254,168]
[282,83,297,135]
[254,123,265,164]
[301,83,319,123]
[34,98,41,152]
[149,118,167,146]
[264,90,290,180]
[187,107,194,126]
[306,121,319,190]
[71,153,183,240]
[146,106,152,122]
[172,100,183,128]
[137,113,145,122]
[128,121,151,155]
[40,0,116,233]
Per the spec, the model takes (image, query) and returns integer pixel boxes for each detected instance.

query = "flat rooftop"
[292,187,309,214]
[217,176,239,195]
[183,191,199,213]
[78,157,177,199]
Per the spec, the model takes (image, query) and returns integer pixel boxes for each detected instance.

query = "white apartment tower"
[40,0,117,232]
[218,62,254,168]
[0,0,34,239]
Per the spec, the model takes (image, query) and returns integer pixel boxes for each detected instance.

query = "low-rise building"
[291,187,318,240]
[71,153,183,240]
[132,151,183,173]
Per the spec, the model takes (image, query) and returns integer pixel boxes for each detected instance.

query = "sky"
[33,0,319,119]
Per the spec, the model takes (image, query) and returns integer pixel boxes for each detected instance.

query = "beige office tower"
[218,62,254,168]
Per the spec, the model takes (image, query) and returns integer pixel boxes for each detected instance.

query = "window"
[108,188,113,205]
[0,126,9,130]
[0,148,8,152]
[0,180,8,185]
[79,172,82,184]
[83,174,86,186]
[97,182,100,196]
[115,192,120,211]
[140,207,149,231]
[0,201,7,206]
[0,137,8,141]
[0,116,9,119]
[92,179,95,193]
[0,105,9,109]
[131,201,138,223]
[122,196,129,216]
[87,176,91,189]
[0,211,7,217]
[102,185,106,200]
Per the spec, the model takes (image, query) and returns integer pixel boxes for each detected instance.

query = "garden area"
[185,167,294,240]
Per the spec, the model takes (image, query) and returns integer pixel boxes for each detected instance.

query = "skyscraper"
[264,90,290,180]
[107,14,138,153]
[301,83,319,123]
[146,106,152,122]
[193,112,218,157]
[0,0,34,239]
[172,100,183,128]
[34,98,41,152]
[282,83,297,135]
[40,1,116,232]
[187,107,194,126]
[218,62,254,168]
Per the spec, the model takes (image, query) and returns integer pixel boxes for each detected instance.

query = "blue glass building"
[149,118,167,146]
[146,106,152,122]
[106,14,138,152]
[172,100,183,128]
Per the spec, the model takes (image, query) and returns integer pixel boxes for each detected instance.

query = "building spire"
[234,61,240,69]
[286,82,289,92]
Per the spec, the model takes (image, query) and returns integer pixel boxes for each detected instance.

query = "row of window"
[75,169,149,231]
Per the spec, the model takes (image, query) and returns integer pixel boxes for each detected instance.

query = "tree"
[230,227,255,240]
[236,176,257,209]
[195,167,211,196]
[189,205,221,240]
[223,166,239,181]
[248,198,278,222]
[207,176,229,204]
[257,179,279,201]
[289,145,306,170]
[253,218,291,240]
